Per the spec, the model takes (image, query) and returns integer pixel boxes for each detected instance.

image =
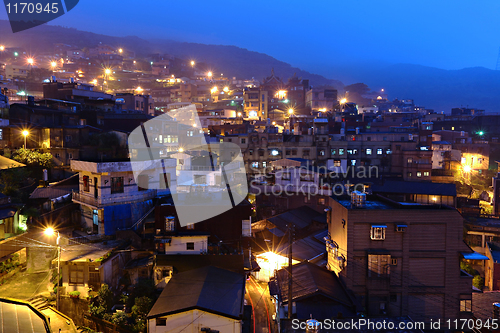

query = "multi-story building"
[243,87,267,120]
[71,159,176,235]
[325,194,473,320]
[305,86,338,112]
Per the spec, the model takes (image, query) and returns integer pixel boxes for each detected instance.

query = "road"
[246,275,275,333]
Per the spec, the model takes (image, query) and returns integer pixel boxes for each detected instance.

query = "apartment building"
[71,159,176,235]
[326,194,473,320]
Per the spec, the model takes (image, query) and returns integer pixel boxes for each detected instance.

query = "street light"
[207,71,213,78]
[44,227,61,311]
[136,86,144,94]
[223,86,229,93]
[190,60,195,67]
[0,45,4,51]
[340,98,347,104]
[118,48,123,54]
[288,108,294,115]
[22,130,29,148]
[463,165,472,173]
[50,61,57,70]
[27,58,34,66]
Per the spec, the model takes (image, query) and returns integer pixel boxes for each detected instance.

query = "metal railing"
[72,190,157,207]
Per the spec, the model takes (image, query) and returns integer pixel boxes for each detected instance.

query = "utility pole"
[287,223,293,320]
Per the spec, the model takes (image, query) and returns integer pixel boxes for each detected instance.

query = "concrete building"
[326,194,473,320]
[71,159,176,235]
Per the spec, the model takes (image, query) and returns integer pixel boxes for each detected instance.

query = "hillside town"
[1,42,500,333]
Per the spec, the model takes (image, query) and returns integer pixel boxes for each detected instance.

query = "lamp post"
[22,130,29,148]
[45,227,61,311]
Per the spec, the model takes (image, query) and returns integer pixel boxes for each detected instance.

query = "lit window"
[351,159,356,166]
[331,148,336,155]
[186,223,195,230]
[423,171,430,177]
[334,160,341,167]
[407,158,413,163]
[368,254,390,277]
[251,162,259,168]
[417,172,422,177]
[282,172,291,180]
[377,148,383,155]
[366,149,372,155]
[83,176,89,192]
[338,148,345,155]
[165,216,175,231]
[370,225,386,240]
[111,177,124,194]
[460,299,472,312]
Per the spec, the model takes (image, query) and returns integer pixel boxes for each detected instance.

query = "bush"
[473,275,485,290]
[69,291,81,298]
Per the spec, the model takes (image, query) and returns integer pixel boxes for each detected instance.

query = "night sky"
[1,0,499,75]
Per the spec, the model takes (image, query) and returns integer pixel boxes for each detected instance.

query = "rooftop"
[147,266,245,319]
[371,180,456,197]
[59,240,125,262]
[335,195,454,210]
[0,297,51,333]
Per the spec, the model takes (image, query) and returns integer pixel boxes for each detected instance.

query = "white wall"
[164,235,208,254]
[148,309,241,333]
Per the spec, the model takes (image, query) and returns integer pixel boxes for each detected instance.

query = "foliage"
[69,291,81,298]
[88,284,114,319]
[473,275,484,290]
[0,167,31,197]
[126,278,156,310]
[344,83,370,95]
[12,148,53,169]
[460,261,477,276]
[131,296,153,320]
[111,311,128,327]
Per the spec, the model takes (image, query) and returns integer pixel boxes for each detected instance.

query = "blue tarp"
[461,252,489,260]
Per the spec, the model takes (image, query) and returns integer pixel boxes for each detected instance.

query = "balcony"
[72,189,157,208]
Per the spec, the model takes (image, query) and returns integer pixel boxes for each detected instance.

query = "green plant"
[473,275,485,290]
[111,311,128,327]
[88,284,113,319]
[69,291,81,298]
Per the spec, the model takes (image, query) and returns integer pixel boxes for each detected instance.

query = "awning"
[461,252,489,260]
[371,225,387,228]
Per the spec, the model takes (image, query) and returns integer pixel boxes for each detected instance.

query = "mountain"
[1,20,499,113]
[0,20,343,88]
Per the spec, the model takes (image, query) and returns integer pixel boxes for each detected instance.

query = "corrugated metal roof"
[371,180,456,196]
[148,266,245,319]
[0,298,50,333]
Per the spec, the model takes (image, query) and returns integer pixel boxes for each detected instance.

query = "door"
[94,177,98,199]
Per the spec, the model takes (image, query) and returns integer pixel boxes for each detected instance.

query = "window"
[318,198,326,205]
[156,319,167,326]
[350,159,356,166]
[65,135,72,142]
[282,172,291,180]
[423,171,430,177]
[366,149,372,155]
[391,258,398,266]
[249,149,253,156]
[291,149,297,156]
[368,254,390,277]
[165,216,175,231]
[386,149,392,154]
[251,162,259,168]
[259,149,264,157]
[111,177,124,194]
[338,148,345,155]
[286,149,291,155]
[262,162,267,168]
[331,148,336,155]
[407,158,413,163]
[69,265,84,284]
[303,150,310,156]
[55,153,60,158]
[319,149,325,156]
[377,148,383,155]
[370,225,386,240]
[300,173,314,182]
[460,299,472,312]
[186,223,195,230]
[416,171,422,177]
[241,138,246,144]
[407,172,412,177]
[186,242,195,250]
[334,160,341,167]
[83,176,89,192]
[396,224,407,232]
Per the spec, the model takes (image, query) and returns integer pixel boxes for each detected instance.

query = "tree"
[344,83,370,95]
[0,167,31,197]
[89,284,114,319]
[12,148,53,169]
[132,296,153,320]
[473,275,484,290]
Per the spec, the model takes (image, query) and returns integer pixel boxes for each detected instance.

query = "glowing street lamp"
[223,86,229,93]
[207,71,213,78]
[22,130,29,148]
[288,108,294,115]
[50,61,57,70]
[44,227,61,311]
[179,147,184,153]
[463,165,472,173]
[0,45,4,51]
[340,98,347,104]
[210,86,218,94]
[27,58,34,65]
[237,112,242,117]
[136,86,144,94]
[190,60,195,67]
[104,68,111,76]
[118,48,123,54]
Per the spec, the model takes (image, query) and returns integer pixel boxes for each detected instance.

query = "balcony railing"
[177,162,242,171]
[72,189,157,208]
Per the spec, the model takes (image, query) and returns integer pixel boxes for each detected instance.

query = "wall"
[148,309,241,333]
[164,235,208,254]
[59,295,89,327]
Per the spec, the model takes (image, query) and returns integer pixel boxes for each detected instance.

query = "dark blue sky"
[2,0,499,75]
